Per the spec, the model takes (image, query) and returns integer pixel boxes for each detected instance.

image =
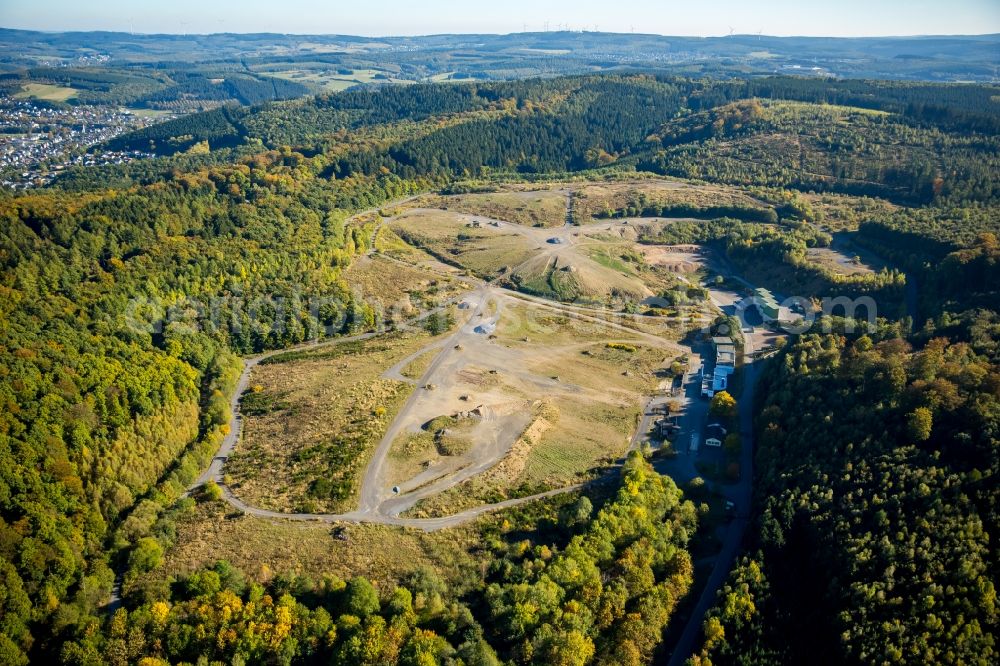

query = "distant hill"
[0,28,997,88]
[100,74,1000,210]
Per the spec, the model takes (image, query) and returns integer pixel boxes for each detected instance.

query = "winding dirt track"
[190,285,599,531]
[194,279,675,530]
[189,193,690,531]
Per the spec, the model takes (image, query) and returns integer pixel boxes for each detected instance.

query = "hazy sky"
[2,0,999,37]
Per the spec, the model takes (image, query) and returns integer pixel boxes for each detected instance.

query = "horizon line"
[2,26,999,40]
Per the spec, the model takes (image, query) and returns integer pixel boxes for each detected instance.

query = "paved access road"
[663,269,784,665]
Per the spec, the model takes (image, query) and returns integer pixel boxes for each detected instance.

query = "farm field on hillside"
[14,82,79,101]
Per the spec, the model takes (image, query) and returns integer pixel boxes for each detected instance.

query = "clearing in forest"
[225,331,440,514]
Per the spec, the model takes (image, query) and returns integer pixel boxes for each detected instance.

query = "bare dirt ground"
[192,186,727,531]
[389,207,693,303]
[359,284,680,519]
[387,292,679,517]
[636,244,706,274]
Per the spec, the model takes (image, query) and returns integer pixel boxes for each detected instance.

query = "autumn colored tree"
[710,391,738,419]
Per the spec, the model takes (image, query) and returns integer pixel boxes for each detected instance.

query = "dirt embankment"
[477,400,559,486]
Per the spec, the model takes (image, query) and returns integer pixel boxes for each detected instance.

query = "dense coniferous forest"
[690,230,1000,664]
[692,317,999,664]
[103,75,1000,208]
[1,72,998,664]
[0,67,310,109]
[638,97,1000,205]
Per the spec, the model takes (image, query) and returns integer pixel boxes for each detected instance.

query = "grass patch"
[388,209,537,277]
[134,500,484,596]
[345,253,463,315]
[586,245,642,274]
[423,415,459,433]
[572,180,771,224]
[388,432,441,486]
[262,337,390,365]
[240,388,292,416]
[373,225,440,264]
[494,304,609,346]
[439,189,568,228]
[519,401,634,483]
[227,332,437,513]
[15,82,78,102]
[388,413,477,486]
[512,261,585,302]
[401,347,440,380]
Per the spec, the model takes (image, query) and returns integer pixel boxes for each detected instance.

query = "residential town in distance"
[0,97,167,189]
